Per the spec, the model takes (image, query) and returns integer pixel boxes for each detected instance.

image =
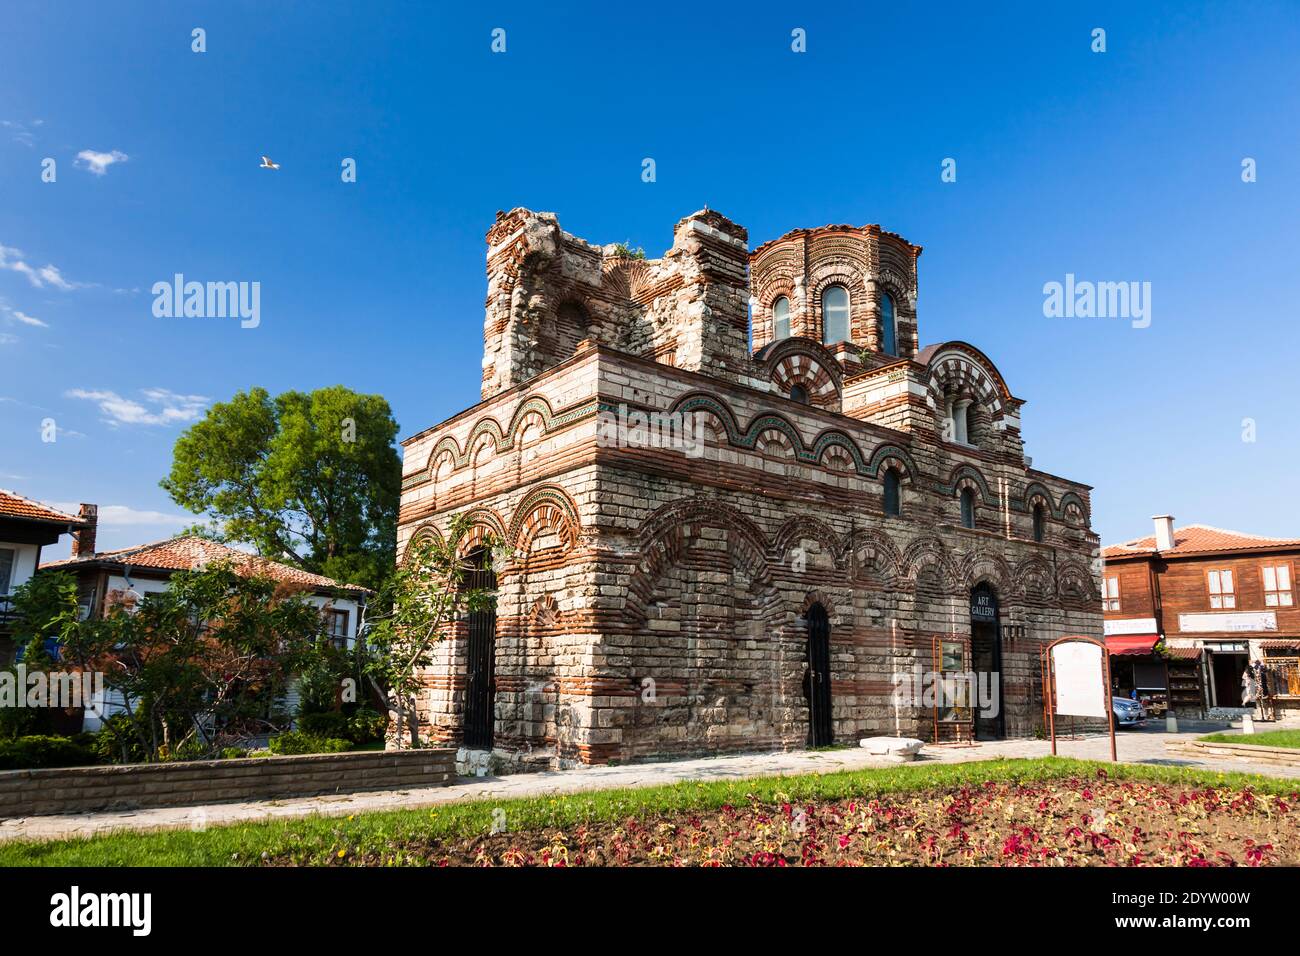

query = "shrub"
[268,731,351,755]
[297,711,350,740]
[219,747,249,760]
[0,734,99,770]
[347,707,387,744]
[297,707,387,744]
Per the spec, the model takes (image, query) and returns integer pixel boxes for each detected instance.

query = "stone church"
[397,207,1102,767]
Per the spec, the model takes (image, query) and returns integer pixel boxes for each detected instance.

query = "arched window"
[960,488,976,529]
[790,384,809,405]
[772,296,791,341]
[881,293,897,356]
[1032,504,1047,542]
[821,285,849,345]
[883,469,902,516]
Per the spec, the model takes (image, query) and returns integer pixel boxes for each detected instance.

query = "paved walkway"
[3,728,1296,844]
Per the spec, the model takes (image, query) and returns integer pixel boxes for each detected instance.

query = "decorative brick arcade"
[398,207,1101,768]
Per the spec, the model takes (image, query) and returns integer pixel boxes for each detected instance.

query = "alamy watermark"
[892,665,1000,719]
[1043,274,1151,329]
[0,665,104,710]
[152,274,260,328]
[596,403,705,458]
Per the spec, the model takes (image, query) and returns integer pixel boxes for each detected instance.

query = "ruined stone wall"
[479,208,749,402]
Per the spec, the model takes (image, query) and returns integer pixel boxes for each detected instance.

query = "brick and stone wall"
[0,749,456,818]
[399,208,1102,768]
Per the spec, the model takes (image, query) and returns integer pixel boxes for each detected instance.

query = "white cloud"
[0,244,82,290]
[50,502,191,528]
[9,309,46,328]
[0,333,16,346]
[75,149,128,176]
[66,387,209,427]
[0,120,41,147]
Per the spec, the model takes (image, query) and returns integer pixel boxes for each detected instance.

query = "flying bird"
[259,155,280,170]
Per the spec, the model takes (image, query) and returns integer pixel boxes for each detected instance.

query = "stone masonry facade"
[398,207,1102,768]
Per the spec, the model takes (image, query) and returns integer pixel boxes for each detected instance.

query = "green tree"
[363,514,497,748]
[161,385,400,590]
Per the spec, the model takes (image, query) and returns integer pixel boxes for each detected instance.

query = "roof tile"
[42,535,368,593]
[1103,524,1300,558]
[0,489,83,525]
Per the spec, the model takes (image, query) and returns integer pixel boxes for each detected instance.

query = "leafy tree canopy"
[161,385,400,590]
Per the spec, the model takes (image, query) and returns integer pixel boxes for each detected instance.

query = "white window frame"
[1102,575,1120,611]
[1207,568,1236,609]
[1262,562,1294,608]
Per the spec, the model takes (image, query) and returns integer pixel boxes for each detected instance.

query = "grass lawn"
[2,757,1297,867]
[1199,729,1300,748]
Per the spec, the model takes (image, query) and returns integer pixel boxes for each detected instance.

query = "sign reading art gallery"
[970,587,998,623]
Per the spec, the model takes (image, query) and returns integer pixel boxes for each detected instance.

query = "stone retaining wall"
[1166,739,1300,768]
[0,748,457,819]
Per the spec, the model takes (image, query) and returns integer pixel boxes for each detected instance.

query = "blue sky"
[1,1,1297,558]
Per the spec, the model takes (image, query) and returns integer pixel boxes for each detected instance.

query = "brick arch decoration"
[809,429,869,473]
[960,550,1017,596]
[670,391,910,481]
[869,272,917,356]
[901,535,961,591]
[865,443,920,482]
[921,344,1014,431]
[845,526,907,589]
[770,353,840,410]
[1022,481,1057,516]
[1014,554,1058,601]
[773,514,846,570]
[943,463,996,506]
[670,392,743,444]
[799,590,841,624]
[410,395,565,486]
[528,594,561,635]
[401,522,444,564]
[808,266,869,344]
[1058,492,1089,527]
[507,483,581,553]
[453,506,509,560]
[751,273,799,348]
[1056,559,1099,607]
[624,498,779,625]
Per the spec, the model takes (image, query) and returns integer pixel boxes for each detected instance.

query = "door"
[970,623,1005,740]
[1211,653,1246,708]
[462,549,497,750]
[969,583,1005,740]
[805,603,833,746]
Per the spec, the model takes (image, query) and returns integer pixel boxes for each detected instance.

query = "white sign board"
[1051,641,1108,718]
[1178,611,1276,633]
[1103,617,1158,636]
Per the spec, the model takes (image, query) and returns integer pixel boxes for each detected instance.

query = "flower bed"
[315,772,1298,867]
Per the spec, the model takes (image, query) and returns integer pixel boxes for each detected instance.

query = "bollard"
[1165,713,1178,734]
[1243,714,1255,735]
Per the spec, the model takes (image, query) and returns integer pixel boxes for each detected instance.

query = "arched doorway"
[462,547,497,750]
[969,582,1005,740]
[804,603,833,746]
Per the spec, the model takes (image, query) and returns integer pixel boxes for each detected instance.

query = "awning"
[1106,634,1159,656]
[1164,646,1203,660]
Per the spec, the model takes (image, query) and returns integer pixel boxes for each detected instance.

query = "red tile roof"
[42,535,369,593]
[0,489,84,525]
[1103,524,1300,559]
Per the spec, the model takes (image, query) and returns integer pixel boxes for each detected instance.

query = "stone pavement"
[3,727,1296,845]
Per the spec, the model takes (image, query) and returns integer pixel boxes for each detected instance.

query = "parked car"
[1112,696,1147,727]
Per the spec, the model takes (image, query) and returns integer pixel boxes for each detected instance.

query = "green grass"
[1,756,1294,867]
[1199,729,1300,748]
